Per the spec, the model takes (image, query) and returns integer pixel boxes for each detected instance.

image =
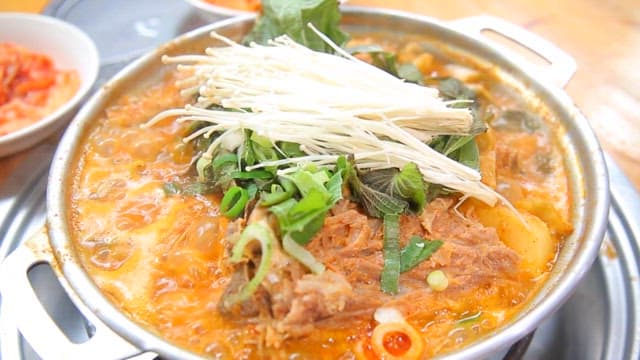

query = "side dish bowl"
[0,8,609,360]
[0,13,99,157]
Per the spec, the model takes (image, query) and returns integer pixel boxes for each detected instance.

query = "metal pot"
[0,7,609,360]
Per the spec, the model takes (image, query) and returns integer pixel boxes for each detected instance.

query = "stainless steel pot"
[0,7,610,360]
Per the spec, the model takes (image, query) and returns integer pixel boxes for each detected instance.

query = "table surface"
[1,0,639,192]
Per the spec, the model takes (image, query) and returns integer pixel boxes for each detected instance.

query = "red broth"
[68,39,572,359]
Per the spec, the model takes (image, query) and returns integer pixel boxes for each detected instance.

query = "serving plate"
[0,2,624,360]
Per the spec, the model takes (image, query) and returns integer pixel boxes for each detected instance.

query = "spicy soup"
[68,34,572,359]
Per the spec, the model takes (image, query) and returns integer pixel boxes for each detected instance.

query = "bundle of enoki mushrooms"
[144,25,510,207]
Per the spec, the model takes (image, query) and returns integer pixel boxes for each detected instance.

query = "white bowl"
[183,0,255,17]
[0,13,99,158]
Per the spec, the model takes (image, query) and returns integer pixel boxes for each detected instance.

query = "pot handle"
[0,227,149,360]
[450,15,577,88]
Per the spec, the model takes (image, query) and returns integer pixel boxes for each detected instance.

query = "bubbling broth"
[69,36,572,359]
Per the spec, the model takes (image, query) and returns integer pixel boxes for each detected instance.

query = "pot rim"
[46,7,610,359]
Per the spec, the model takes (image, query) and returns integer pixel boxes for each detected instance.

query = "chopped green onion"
[230,170,274,180]
[245,183,258,201]
[224,222,274,305]
[220,186,249,218]
[250,131,273,148]
[427,270,448,292]
[282,234,325,274]
[325,169,343,204]
[196,156,212,181]
[277,141,306,158]
[212,153,238,168]
[260,178,297,206]
[284,170,330,199]
[381,214,401,294]
[275,190,330,245]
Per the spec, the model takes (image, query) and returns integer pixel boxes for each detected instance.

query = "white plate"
[0,13,99,158]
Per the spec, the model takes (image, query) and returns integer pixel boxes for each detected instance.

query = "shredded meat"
[218,198,521,346]
[218,208,353,347]
[308,198,520,315]
[275,271,352,337]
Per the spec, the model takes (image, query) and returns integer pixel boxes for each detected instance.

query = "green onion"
[220,186,249,218]
[196,156,212,181]
[277,141,306,157]
[282,234,325,274]
[271,190,330,246]
[260,178,297,206]
[250,131,273,148]
[212,153,238,168]
[245,183,258,201]
[426,270,448,292]
[284,170,330,199]
[380,214,401,294]
[224,222,274,305]
[230,169,274,180]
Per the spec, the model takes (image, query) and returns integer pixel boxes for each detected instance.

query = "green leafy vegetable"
[492,109,542,134]
[360,163,427,213]
[243,0,348,53]
[435,77,476,103]
[340,156,427,217]
[426,76,484,173]
[352,178,407,218]
[456,138,480,170]
[428,76,487,134]
[337,156,393,217]
[381,214,401,294]
[396,63,424,84]
[400,236,443,273]
[348,46,423,84]
[429,135,480,172]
